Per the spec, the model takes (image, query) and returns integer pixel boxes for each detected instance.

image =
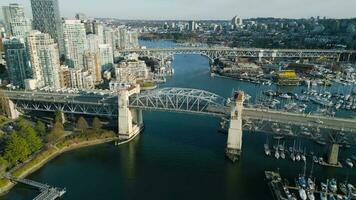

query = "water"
[2,40,355,200]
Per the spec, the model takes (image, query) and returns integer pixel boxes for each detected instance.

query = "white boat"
[264,143,271,156]
[296,153,301,161]
[346,158,354,168]
[281,150,286,159]
[275,149,280,159]
[329,179,338,193]
[298,187,307,200]
[307,190,315,200]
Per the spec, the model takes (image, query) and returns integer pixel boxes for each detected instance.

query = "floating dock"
[6,175,66,200]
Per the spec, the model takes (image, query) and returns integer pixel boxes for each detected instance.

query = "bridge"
[6,175,66,200]
[115,47,356,61]
[2,86,356,162]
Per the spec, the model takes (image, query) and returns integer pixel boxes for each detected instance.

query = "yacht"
[329,179,338,193]
[264,144,271,156]
[297,176,307,200]
[275,149,280,159]
[347,184,356,198]
[264,137,271,156]
[307,190,315,200]
[346,158,354,168]
[308,178,315,191]
[320,182,328,200]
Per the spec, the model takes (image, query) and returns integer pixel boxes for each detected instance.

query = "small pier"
[6,175,66,200]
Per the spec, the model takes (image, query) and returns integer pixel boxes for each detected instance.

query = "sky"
[0,0,356,20]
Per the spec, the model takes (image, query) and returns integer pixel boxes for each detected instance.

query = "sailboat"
[264,137,271,156]
[280,142,286,159]
[290,140,296,161]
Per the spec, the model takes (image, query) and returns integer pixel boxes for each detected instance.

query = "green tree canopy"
[46,121,65,144]
[55,111,64,124]
[92,117,103,131]
[4,132,31,166]
[17,118,42,153]
[0,156,9,173]
[76,117,89,133]
[35,121,46,137]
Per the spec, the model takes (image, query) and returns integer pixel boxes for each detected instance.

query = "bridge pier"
[327,144,340,166]
[118,85,143,140]
[226,91,245,162]
[4,99,20,120]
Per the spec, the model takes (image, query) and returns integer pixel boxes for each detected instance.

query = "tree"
[92,117,103,131]
[54,111,64,124]
[4,132,31,166]
[17,118,42,153]
[46,121,65,144]
[35,121,46,137]
[76,117,89,133]
[0,157,9,173]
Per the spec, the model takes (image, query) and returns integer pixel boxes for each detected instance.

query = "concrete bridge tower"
[118,85,143,140]
[226,91,245,162]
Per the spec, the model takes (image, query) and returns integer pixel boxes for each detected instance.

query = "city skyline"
[0,0,356,20]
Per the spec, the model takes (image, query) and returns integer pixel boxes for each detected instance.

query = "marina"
[265,171,356,200]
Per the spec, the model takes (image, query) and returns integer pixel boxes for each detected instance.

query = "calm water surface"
[2,40,355,200]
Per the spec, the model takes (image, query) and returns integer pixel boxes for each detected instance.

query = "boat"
[308,178,315,191]
[319,157,324,165]
[275,149,280,159]
[346,158,354,168]
[281,150,286,159]
[320,182,328,200]
[264,144,271,156]
[329,179,338,193]
[320,192,327,200]
[301,148,306,162]
[296,153,301,161]
[339,182,348,195]
[264,137,271,156]
[347,184,356,198]
[307,190,315,200]
[280,142,286,159]
[297,176,307,200]
[313,156,318,163]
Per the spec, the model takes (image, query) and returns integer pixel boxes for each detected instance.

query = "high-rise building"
[103,27,115,51]
[2,4,31,39]
[27,31,61,89]
[75,13,87,21]
[99,44,113,71]
[188,21,196,32]
[84,52,102,84]
[3,38,31,88]
[58,65,72,88]
[93,22,104,44]
[62,20,87,69]
[86,34,100,53]
[30,0,64,55]
[231,16,243,28]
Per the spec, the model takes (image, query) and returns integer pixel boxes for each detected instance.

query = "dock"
[265,171,356,200]
[6,175,66,200]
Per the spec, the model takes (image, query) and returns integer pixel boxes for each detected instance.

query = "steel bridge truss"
[129,88,229,116]
[115,48,353,60]
[12,99,118,117]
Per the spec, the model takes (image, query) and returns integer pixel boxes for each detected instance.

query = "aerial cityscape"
[0,0,355,199]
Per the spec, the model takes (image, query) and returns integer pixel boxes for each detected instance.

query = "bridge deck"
[244,108,356,132]
[2,90,356,132]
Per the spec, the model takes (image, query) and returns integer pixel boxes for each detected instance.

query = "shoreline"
[0,134,126,196]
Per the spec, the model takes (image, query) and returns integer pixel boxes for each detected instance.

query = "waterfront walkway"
[6,175,66,200]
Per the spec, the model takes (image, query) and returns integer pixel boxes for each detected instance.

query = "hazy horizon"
[1,0,356,21]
